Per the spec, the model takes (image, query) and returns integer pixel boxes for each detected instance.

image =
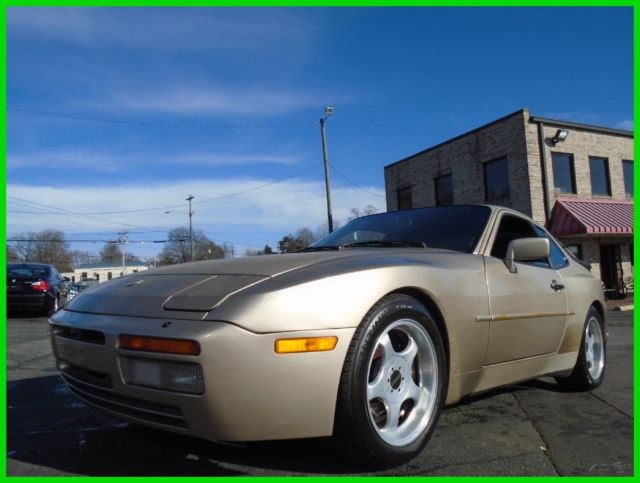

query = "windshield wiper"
[299,245,341,252]
[342,240,427,248]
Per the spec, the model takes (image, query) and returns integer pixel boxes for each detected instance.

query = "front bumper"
[49,309,354,442]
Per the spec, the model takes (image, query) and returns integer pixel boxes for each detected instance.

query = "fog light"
[121,357,204,394]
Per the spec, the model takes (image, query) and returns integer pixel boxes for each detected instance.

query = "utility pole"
[320,105,335,233]
[186,195,195,262]
[117,231,128,277]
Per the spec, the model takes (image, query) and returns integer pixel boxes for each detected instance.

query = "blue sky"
[6,7,633,259]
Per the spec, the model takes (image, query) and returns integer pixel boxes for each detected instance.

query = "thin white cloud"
[96,85,328,116]
[6,179,386,238]
[8,7,316,54]
[7,148,301,170]
[7,149,121,172]
[615,119,634,131]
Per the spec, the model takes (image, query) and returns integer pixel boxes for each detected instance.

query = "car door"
[483,212,570,365]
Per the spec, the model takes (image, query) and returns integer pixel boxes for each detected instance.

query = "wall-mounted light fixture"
[550,129,569,145]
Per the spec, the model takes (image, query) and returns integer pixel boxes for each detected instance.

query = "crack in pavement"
[589,392,632,419]
[511,393,561,476]
[409,450,549,475]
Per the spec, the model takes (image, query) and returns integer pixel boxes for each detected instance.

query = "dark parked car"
[7,263,69,315]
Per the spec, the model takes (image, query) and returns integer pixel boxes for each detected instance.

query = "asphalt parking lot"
[7,311,633,476]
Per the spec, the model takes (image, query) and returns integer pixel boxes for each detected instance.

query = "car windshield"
[309,205,491,253]
[7,265,51,279]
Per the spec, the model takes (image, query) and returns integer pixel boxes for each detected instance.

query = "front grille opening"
[59,360,113,388]
[63,375,187,428]
[52,324,105,345]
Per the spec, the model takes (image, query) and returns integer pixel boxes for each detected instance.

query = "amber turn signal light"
[275,336,338,354]
[119,334,200,356]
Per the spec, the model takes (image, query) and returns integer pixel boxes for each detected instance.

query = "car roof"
[7,263,54,268]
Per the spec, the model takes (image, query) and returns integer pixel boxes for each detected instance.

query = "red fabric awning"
[549,198,634,237]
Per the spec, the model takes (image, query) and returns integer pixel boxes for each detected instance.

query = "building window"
[94,273,100,282]
[397,186,413,211]
[551,153,576,194]
[133,269,138,273]
[566,244,583,260]
[589,157,611,196]
[484,158,509,201]
[434,174,453,206]
[81,272,87,281]
[107,272,112,280]
[623,160,633,197]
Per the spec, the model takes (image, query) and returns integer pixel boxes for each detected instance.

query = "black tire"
[555,307,606,391]
[333,293,447,469]
[45,295,59,317]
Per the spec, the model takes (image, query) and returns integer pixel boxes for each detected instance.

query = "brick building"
[384,108,633,296]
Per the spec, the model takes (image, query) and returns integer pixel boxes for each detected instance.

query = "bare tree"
[296,227,317,247]
[315,219,342,240]
[245,244,275,256]
[348,204,379,222]
[13,229,73,271]
[6,245,20,262]
[99,242,138,264]
[158,227,225,265]
[100,242,121,263]
[71,250,95,269]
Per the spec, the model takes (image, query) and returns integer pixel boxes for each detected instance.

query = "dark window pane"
[552,153,576,194]
[533,225,568,268]
[484,158,509,201]
[314,206,491,253]
[491,215,537,259]
[589,157,611,196]
[623,160,633,197]
[435,174,453,206]
[566,244,583,260]
[397,187,412,211]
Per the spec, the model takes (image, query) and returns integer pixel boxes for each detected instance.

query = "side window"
[533,225,568,269]
[490,214,538,259]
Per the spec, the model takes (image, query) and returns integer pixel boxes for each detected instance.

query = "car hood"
[62,248,453,320]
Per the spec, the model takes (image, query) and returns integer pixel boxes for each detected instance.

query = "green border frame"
[1,1,636,480]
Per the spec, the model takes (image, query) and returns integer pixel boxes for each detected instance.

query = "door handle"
[551,280,565,291]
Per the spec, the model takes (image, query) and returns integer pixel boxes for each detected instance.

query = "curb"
[611,305,634,312]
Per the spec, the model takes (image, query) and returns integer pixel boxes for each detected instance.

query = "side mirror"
[505,237,550,273]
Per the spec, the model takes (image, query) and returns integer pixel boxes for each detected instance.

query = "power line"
[7,196,138,227]
[8,107,318,129]
[6,164,319,215]
[329,162,386,199]
[193,164,318,206]
[6,195,169,229]
[7,237,267,248]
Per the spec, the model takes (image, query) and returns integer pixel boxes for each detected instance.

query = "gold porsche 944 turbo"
[50,205,606,468]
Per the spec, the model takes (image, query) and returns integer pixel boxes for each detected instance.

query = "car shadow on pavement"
[7,374,577,476]
[452,377,573,409]
[7,375,366,476]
